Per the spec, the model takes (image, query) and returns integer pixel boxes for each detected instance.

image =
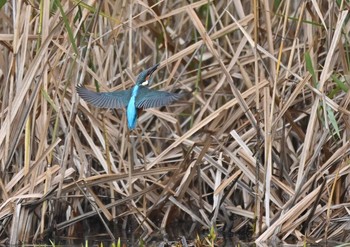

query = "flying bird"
[76,64,182,129]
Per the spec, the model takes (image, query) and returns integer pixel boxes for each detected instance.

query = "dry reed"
[0,0,350,245]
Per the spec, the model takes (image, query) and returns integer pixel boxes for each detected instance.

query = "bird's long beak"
[142,63,159,86]
[146,63,159,77]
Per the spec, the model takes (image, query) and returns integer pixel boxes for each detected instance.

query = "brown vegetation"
[0,0,350,245]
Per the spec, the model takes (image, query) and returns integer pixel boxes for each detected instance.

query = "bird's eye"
[141,80,149,86]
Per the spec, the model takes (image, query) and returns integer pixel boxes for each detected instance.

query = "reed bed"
[1,0,350,245]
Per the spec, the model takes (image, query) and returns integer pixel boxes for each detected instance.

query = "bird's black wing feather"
[135,86,183,109]
[76,85,130,109]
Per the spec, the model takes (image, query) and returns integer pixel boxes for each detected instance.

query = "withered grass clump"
[0,0,350,245]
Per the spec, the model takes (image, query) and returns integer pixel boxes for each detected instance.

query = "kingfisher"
[76,64,182,130]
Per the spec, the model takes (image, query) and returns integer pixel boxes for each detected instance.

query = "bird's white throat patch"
[141,80,149,86]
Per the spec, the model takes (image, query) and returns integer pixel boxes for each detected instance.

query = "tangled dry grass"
[1,0,350,245]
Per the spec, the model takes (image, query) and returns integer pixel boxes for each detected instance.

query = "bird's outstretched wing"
[135,86,183,109]
[76,85,130,109]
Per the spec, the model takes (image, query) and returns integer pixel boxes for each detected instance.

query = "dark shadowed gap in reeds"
[1,0,350,245]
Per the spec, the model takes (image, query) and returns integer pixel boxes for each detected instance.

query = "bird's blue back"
[126,84,140,129]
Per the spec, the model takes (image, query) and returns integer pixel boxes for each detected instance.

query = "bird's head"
[136,63,159,86]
